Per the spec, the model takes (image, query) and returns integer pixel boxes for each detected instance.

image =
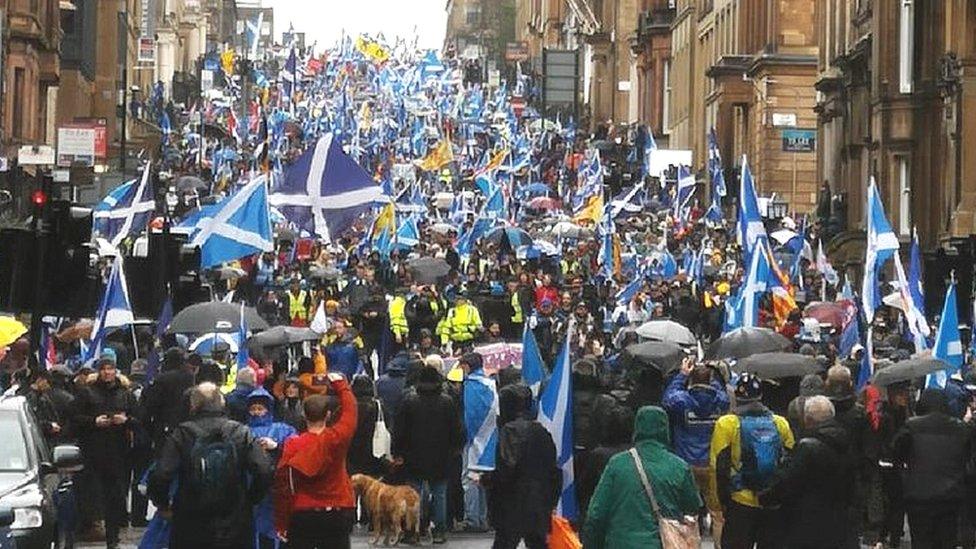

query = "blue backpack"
[735,413,782,491]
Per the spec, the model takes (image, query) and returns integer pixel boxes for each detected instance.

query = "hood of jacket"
[799,374,825,397]
[810,419,850,454]
[633,405,670,447]
[687,381,728,415]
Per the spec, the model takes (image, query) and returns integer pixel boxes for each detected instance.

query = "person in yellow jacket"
[709,373,794,548]
[441,294,483,350]
[287,279,310,327]
[388,288,410,351]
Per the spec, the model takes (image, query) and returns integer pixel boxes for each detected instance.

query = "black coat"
[392,376,464,480]
[74,377,138,470]
[893,390,975,503]
[148,411,272,548]
[349,395,381,475]
[142,368,195,443]
[486,415,560,536]
[760,420,856,548]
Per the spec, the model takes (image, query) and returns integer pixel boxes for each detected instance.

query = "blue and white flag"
[538,319,577,520]
[93,164,155,247]
[674,165,695,220]
[725,243,772,331]
[271,133,384,242]
[928,281,964,388]
[180,176,273,269]
[282,47,298,101]
[861,177,901,322]
[236,303,250,370]
[521,325,545,397]
[908,227,926,323]
[245,12,264,60]
[463,366,498,471]
[707,128,726,197]
[88,256,135,361]
[737,156,766,256]
[609,182,644,219]
[394,214,420,249]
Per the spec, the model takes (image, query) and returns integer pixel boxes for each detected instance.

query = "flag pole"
[130,324,140,361]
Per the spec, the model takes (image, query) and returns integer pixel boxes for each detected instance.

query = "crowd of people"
[1,28,972,549]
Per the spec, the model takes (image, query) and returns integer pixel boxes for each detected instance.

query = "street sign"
[772,112,797,127]
[57,127,96,167]
[782,129,817,152]
[505,41,529,62]
[138,36,156,63]
[53,170,70,183]
[18,146,55,166]
[543,49,579,109]
[65,119,107,161]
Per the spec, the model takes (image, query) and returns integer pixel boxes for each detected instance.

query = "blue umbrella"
[520,183,552,198]
[486,226,533,248]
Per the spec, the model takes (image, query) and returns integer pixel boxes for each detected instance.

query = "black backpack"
[182,422,242,512]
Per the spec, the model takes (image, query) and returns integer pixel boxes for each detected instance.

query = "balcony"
[636,8,675,40]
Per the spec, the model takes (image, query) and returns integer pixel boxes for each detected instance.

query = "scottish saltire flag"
[145,297,173,383]
[928,281,964,388]
[522,325,545,397]
[271,133,384,242]
[394,214,420,250]
[908,228,926,324]
[724,243,772,332]
[816,239,839,286]
[282,47,298,101]
[245,12,264,59]
[707,128,726,197]
[236,303,250,370]
[635,125,656,178]
[94,164,154,247]
[610,182,644,218]
[180,176,273,268]
[463,366,498,471]
[674,165,695,219]
[538,320,577,520]
[87,256,135,361]
[737,156,766,256]
[838,310,861,359]
[861,178,901,322]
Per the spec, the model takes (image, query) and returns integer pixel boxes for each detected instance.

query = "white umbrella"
[635,320,697,347]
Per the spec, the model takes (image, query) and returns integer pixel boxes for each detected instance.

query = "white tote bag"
[372,401,392,459]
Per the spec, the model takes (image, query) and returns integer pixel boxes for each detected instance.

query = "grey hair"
[804,395,835,427]
[189,382,225,414]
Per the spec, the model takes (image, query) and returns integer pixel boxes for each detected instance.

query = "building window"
[662,59,671,134]
[13,68,25,139]
[896,155,910,236]
[898,0,913,93]
[466,6,481,26]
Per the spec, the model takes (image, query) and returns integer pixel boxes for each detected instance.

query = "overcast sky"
[262,0,448,51]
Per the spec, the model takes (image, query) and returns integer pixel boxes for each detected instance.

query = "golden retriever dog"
[351,474,421,546]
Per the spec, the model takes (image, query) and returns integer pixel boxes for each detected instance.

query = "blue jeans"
[411,479,448,533]
[462,470,488,529]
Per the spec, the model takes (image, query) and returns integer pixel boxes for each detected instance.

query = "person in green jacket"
[582,405,702,549]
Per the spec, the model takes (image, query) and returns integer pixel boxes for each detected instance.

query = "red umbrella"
[528,196,561,210]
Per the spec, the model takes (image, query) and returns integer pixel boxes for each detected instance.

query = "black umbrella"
[175,175,208,192]
[707,327,791,361]
[871,357,948,387]
[167,302,269,334]
[622,341,687,375]
[734,352,822,379]
[249,326,321,348]
[202,122,229,140]
[407,257,451,284]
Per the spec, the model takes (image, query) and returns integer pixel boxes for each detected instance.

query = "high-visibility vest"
[389,296,409,338]
[289,290,308,321]
[448,303,481,342]
[511,292,523,324]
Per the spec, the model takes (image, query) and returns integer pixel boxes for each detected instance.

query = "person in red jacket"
[273,373,358,548]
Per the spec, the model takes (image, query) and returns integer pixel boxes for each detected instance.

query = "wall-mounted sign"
[782,129,817,152]
[772,112,797,127]
[138,36,156,63]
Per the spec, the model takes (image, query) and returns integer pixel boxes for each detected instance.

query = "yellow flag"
[573,194,604,224]
[221,50,236,75]
[418,139,454,171]
[481,148,509,173]
[372,202,396,238]
[355,36,390,64]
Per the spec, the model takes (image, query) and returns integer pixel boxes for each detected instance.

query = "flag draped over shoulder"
[538,320,577,520]
[463,367,498,471]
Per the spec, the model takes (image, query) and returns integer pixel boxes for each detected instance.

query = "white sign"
[201,69,214,93]
[772,112,797,127]
[138,36,156,64]
[53,169,70,183]
[617,80,632,92]
[488,69,500,88]
[57,127,96,167]
[18,146,56,166]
